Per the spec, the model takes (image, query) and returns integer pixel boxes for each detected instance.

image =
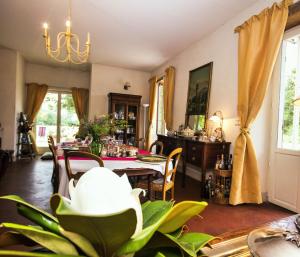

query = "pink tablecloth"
[58,149,150,161]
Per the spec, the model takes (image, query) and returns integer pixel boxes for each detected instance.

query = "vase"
[90,141,101,156]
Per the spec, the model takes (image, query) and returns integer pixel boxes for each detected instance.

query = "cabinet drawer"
[186,142,203,165]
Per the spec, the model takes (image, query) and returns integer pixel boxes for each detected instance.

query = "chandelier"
[42,0,90,64]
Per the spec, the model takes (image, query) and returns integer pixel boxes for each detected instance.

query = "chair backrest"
[48,143,58,167]
[64,151,104,180]
[48,135,55,146]
[149,140,164,155]
[135,138,145,149]
[163,147,182,188]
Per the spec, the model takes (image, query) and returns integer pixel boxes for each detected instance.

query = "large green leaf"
[163,232,214,257]
[0,231,36,248]
[51,194,136,257]
[17,205,61,235]
[158,201,207,234]
[59,228,100,257]
[0,250,83,257]
[116,201,174,256]
[0,195,57,222]
[0,223,78,256]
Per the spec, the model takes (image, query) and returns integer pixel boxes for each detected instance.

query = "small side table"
[214,168,232,204]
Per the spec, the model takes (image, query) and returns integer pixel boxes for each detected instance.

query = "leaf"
[116,201,174,256]
[158,201,207,234]
[0,250,83,256]
[17,205,61,235]
[51,194,136,257]
[60,228,100,257]
[0,231,36,248]
[135,247,184,257]
[0,223,78,256]
[163,232,214,257]
[0,195,57,222]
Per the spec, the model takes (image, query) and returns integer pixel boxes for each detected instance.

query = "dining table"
[57,146,172,198]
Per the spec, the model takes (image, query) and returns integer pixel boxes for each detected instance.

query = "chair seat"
[151,178,174,191]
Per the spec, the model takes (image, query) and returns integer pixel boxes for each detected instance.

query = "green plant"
[78,115,127,143]
[0,195,214,257]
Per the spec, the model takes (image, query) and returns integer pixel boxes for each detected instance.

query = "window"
[156,81,165,135]
[278,35,300,150]
[35,91,79,147]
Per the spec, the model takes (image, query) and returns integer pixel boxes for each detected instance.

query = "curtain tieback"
[240,127,250,135]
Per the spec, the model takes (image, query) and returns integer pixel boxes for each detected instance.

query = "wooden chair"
[47,135,55,146]
[135,138,145,149]
[149,140,164,155]
[151,147,182,201]
[48,142,59,193]
[64,151,104,181]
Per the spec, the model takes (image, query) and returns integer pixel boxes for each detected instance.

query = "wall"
[25,63,90,89]
[0,47,25,152]
[89,64,150,138]
[152,0,278,193]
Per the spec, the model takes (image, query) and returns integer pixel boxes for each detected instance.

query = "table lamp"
[209,110,224,141]
[293,96,300,106]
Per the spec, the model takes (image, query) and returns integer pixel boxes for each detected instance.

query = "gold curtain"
[25,83,48,153]
[163,66,175,130]
[71,87,89,135]
[146,76,157,149]
[230,0,290,205]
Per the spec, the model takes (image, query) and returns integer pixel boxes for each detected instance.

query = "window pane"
[35,92,58,147]
[157,84,165,134]
[278,37,300,150]
[60,93,79,142]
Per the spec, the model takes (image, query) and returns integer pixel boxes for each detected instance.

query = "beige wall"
[89,64,150,138]
[25,63,90,89]
[152,0,276,193]
[0,47,25,152]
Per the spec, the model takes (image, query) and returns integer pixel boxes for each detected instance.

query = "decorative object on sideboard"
[42,0,90,64]
[209,110,225,142]
[179,127,195,137]
[123,81,131,90]
[185,62,213,131]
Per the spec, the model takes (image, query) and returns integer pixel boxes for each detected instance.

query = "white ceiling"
[0,0,257,71]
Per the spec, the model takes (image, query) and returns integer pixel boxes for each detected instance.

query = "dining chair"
[149,140,164,155]
[64,151,104,181]
[135,138,145,149]
[48,141,59,193]
[151,147,182,201]
[47,135,55,146]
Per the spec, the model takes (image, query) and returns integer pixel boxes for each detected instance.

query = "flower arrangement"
[0,168,214,257]
[78,114,127,143]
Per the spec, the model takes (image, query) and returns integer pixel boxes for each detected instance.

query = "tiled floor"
[0,158,294,236]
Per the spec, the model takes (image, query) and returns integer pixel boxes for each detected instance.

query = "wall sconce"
[124,82,131,90]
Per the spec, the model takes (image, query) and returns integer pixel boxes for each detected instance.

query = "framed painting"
[185,62,213,130]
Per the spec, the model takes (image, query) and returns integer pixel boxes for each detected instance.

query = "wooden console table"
[157,134,231,198]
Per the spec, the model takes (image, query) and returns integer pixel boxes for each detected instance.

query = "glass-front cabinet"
[108,93,142,146]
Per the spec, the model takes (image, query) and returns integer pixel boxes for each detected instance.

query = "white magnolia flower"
[68,167,144,238]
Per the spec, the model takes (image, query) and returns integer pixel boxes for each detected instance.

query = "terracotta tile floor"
[0,158,294,236]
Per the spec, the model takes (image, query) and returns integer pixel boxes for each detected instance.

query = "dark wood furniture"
[108,93,142,146]
[113,168,158,197]
[64,151,104,180]
[149,140,164,155]
[157,134,230,198]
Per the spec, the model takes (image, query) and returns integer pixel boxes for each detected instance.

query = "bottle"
[227,154,233,170]
[219,154,225,170]
[215,155,221,170]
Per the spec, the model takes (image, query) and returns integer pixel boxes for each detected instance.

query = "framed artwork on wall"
[185,62,213,130]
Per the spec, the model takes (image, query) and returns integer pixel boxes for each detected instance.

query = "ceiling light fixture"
[42,0,90,64]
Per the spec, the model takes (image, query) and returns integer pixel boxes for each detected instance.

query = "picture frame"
[185,62,213,130]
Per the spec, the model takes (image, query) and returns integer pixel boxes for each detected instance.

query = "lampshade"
[294,96,300,106]
[209,115,221,123]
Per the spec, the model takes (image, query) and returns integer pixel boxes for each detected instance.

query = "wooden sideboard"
[157,134,231,198]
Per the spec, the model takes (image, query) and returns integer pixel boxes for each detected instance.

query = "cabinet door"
[186,141,203,166]
[127,104,138,146]
[113,103,126,142]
